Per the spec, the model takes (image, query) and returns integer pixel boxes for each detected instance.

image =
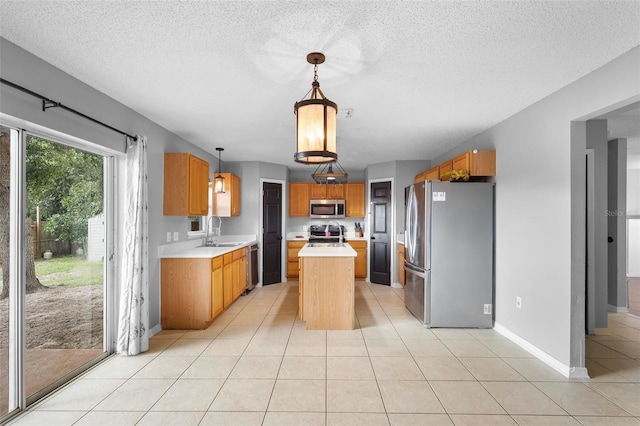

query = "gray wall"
[586,120,609,328]
[429,47,640,368]
[608,139,627,309]
[365,160,430,235]
[222,160,288,236]
[629,168,640,214]
[0,37,218,332]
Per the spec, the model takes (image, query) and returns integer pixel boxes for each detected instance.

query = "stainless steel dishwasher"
[246,244,259,292]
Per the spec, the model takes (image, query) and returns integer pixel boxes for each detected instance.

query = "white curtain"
[117,135,149,355]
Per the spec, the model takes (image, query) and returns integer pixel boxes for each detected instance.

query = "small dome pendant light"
[294,52,338,164]
[214,147,225,194]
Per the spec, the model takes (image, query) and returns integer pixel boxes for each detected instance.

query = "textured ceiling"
[1,1,639,170]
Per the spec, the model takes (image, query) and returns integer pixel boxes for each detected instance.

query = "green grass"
[35,256,103,287]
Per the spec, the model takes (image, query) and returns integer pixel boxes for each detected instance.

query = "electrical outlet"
[484,304,492,315]
[173,232,179,241]
[516,296,522,309]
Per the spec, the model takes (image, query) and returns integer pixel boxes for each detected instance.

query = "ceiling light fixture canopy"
[214,147,225,194]
[312,161,348,185]
[294,52,338,164]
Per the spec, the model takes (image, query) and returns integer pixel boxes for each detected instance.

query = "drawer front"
[233,248,244,261]
[211,256,223,270]
[349,241,367,249]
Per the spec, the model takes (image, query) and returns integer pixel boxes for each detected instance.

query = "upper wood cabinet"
[309,183,326,199]
[213,173,240,217]
[424,167,440,181]
[438,160,453,177]
[345,183,365,217]
[326,184,344,199]
[452,150,496,176]
[289,183,310,217]
[289,182,365,217]
[163,153,209,216]
[309,183,344,199]
[414,149,496,182]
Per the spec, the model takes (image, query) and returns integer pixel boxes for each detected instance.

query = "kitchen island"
[298,242,357,330]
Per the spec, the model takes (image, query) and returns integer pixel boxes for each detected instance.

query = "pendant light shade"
[294,52,338,164]
[214,147,225,194]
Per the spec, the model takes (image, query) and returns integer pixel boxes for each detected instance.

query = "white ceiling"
[1,1,639,170]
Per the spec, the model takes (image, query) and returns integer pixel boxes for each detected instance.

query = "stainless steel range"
[308,224,347,243]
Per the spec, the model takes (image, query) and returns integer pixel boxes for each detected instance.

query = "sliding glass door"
[0,123,113,421]
[0,125,17,417]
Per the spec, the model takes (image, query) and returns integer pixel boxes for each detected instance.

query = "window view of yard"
[0,256,104,349]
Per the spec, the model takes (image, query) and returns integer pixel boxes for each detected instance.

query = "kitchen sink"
[203,242,244,248]
[307,242,346,248]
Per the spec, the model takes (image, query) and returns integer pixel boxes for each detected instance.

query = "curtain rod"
[0,78,137,141]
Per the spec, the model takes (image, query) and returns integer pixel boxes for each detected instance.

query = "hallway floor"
[9,281,640,425]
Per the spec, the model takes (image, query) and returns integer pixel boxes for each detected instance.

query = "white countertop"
[158,235,257,259]
[298,242,357,258]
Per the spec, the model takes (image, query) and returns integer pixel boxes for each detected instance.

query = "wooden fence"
[32,221,82,258]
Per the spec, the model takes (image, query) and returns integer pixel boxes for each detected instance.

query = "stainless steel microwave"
[309,199,346,218]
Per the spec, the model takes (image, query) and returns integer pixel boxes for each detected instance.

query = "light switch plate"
[166,232,171,242]
[173,232,179,241]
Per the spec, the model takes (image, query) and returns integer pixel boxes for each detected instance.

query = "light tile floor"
[9,281,640,425]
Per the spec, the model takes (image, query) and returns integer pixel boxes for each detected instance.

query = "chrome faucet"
[325,220,343,244]
[204,215,222,246]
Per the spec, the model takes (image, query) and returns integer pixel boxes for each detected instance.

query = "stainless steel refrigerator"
[404,181,494,328]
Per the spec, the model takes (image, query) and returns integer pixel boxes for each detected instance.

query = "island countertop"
[298,242,357,258]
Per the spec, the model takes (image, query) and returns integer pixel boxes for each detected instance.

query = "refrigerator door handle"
[425,182,431,271]
[404,261,426,279]
[405,184,415,264]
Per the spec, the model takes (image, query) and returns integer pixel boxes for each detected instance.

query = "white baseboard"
[608,304,629,313]
[494,322,574,378]
[391,282,403,289]
[568,367,591,380]
[149,323,162,338]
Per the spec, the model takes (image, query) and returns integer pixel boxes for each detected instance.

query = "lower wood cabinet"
[287,241,306,278]
[233,248,247,300]
[161,247,247,330]
[161,258,211,329]
[223,253,234,308]
[211,257,224,318]
[349,240,367,279]
[397,243,405,286]
[298,258,304,321]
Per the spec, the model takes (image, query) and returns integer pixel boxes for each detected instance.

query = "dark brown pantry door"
[262,182,282,285]
[370,181,391,285]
